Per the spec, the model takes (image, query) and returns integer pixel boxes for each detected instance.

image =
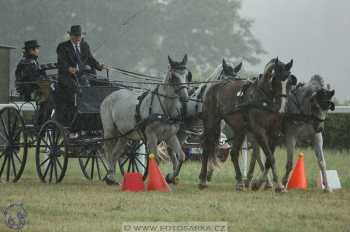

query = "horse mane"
[263,58,277,78]
[307,74,325,91]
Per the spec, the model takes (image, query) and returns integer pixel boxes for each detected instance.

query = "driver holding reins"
[56,25,106,125]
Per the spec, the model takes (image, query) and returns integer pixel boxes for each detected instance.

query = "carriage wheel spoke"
[10,153,17,178]
[40,156,50,168]
[0,155,8,177]
[120,157,128,167]
[47,130,54,146]
[49,160,54,183]
[6,152,11,181]
[56,158,63,171]
[98,156,109,171]
[0,151,4,160]
[13,150,23,162]
[53,158,58,182]
[13,128,23,142]
[96,157,102,180]
[0,117,9,138]
[90,158,95,179]
[6,111,12,138]
[10,116,18,138]
[83,158,91,171]
[134,160,140,172]
[127,159,132,173]
[43,160,52,180]
[135,157,146,169]
[0,131,7,142]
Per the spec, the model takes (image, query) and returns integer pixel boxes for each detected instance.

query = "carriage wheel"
[35,120,68,183]
[119,140,149,180]
[0,107,28,182]
[79,145,109,180]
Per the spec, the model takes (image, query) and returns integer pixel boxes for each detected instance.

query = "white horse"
[100,55,190,185]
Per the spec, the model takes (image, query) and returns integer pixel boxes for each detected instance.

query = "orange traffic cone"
[147,153,171,192]
[287,153,307,191]
[121,172,145,192]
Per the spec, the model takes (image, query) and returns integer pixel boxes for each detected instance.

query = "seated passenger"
[15,40,46,102]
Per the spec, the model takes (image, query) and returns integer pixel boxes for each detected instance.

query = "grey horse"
[245,75,335,191]
[100,55,190,185]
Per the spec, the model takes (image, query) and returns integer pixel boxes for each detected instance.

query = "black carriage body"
[70,86,120,132]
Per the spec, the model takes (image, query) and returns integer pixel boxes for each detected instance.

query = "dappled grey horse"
[100,55,190,185]
[245,75,335,191]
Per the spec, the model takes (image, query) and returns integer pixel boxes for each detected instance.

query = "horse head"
[262,57,294,113]
[293,75,335,130]
[220,59,242,80]
[167,54,190,102]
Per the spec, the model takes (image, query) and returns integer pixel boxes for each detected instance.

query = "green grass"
[0,148,350,232]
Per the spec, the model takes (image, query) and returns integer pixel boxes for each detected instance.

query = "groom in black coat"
[56,25,105,125]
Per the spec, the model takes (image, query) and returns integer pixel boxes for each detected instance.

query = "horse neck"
[155,79,182,117]
[187,67,224,117]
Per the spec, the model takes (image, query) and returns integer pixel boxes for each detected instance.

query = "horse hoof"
[324,187,333,193]
[198,183,208,190]
[275,187,286,193]
[244,179,251,189]
[251,180,261,191]
[103,176,119,186]
[173,177,179,185]
[165,174,175,184]
[264,184,273,191]
[235,183,245,192]
[207,170,213,182]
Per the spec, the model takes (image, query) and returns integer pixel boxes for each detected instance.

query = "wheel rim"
[0,107,28,182]
[119,140,148,179]
[79,145,109,181]
[36,121,68,183]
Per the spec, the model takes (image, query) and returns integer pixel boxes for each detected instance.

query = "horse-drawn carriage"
[0,66,150,183]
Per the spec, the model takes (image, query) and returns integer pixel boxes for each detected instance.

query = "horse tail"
[201,85,222,167]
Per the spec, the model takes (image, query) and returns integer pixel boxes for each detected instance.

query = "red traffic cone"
[287,153,307,191]
[121,172,145,192]
[147,153,171,192]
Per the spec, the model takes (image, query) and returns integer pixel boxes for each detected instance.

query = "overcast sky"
[240,0,350,101]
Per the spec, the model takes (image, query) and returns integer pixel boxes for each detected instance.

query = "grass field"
[0,148,350,232]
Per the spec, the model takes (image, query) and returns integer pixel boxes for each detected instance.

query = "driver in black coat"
[56,25,105,125]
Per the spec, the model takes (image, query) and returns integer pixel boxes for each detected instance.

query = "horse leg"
[267,140,284,192]
[245,140,259,188]
[314,132,332,192]
[199,115,221,189]
[102,126,119,185]
[104,137,128,185]
[251,129,284,192]
[207,161,215,182]
[165,135,185,184]
[230,133,245,191]
[282,134,296,187]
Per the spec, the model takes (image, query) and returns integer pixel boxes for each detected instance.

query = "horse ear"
[187,71,192,82]
[222,59,227,69]
[285,59,293,71]
[274,57,279,65]
[168,55,173,65]
[289,74,298,86]
[182,54,188,65]
[234,62,242,73]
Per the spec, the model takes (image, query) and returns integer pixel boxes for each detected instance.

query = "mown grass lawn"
[0,148,349,232]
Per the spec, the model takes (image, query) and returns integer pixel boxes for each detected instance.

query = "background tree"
[0,0,264,80]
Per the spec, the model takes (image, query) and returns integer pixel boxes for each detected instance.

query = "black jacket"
[15,54,46,101]
[56,39,102,81]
